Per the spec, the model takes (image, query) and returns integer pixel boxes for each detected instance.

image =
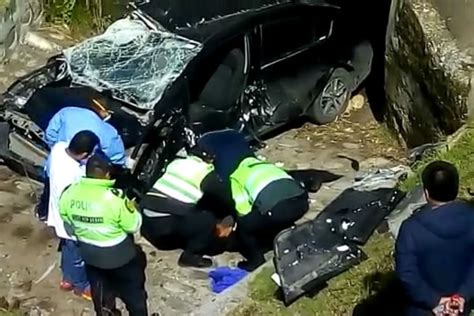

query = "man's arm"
[101,131,126,166]
[44,112,62,148]
[117,195,142,234]
[457,240,474,300]
[395,222,440,309]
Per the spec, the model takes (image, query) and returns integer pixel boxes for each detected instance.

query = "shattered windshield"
[63,18,202,110]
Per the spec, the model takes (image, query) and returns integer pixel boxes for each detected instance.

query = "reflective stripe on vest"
[153,156,214,204]
[78,234,128,248]
[230,157,292,216]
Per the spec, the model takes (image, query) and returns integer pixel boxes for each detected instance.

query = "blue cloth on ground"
[209,267,248,294]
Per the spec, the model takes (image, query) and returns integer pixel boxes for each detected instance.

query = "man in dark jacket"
[395,160,474,316]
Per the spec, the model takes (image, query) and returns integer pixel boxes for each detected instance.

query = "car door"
[248,7,337,132]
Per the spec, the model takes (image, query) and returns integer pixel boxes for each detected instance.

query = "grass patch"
[372,122,402,147]
[232,233,403,316]
[401,125,474,197]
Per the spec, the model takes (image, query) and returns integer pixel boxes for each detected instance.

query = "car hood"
[62,16,203,111]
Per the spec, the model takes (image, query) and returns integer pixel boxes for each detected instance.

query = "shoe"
[237,259,265,272]
[59,280,73,291]
[74,287,92,301]
[178,253,213,268]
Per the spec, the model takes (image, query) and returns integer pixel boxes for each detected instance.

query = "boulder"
[385,0,473,148]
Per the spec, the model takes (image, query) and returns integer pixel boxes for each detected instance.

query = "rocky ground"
[0,30,406,316]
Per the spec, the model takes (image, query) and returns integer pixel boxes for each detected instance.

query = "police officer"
[197,129,310,272]
[59,153,149,316]
[140,150,235,268]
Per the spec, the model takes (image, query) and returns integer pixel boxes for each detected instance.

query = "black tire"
[309,68,352,124]
[133,141,166,190]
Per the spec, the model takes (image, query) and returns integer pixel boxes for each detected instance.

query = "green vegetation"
[402,124,474,196]
[0,0,9,10]
[233,124,474,315]
[44,0,116,37]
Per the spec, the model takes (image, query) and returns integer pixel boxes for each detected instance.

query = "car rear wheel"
[309,68,352,124]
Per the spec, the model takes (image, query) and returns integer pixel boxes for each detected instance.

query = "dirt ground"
[0,31,406,316]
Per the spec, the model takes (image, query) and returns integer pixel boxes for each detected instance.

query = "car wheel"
[134,141,165,189]
[309,68,352,125]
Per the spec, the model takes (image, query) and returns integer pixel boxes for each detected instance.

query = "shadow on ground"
[352,271,407,316]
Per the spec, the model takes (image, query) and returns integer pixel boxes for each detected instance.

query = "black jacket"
[395,201,474,315]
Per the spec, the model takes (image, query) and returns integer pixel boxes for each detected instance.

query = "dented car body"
[0,0,374,190]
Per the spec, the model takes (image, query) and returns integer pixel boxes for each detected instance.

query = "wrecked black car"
[0,0,374,191]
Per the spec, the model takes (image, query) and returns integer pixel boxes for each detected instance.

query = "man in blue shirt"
[395,161,474,315]
[35,96,126,221]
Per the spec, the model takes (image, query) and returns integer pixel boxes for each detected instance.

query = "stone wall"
[385,0,473,148]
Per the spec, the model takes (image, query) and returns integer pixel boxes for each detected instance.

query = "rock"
[385,0,472,147]
[346,94,366,113]
[24,32,60,52]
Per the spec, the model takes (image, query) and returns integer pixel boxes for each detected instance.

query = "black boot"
[178,252,213,268]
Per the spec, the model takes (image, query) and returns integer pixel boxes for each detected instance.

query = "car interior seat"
[188,48,246,134]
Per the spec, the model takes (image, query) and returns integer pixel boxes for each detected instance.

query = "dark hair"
[68,131,100,156]
[220,215,235,227]
[86,152,112,178]
[421,160,459,202]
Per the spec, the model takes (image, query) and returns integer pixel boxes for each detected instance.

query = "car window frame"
[258,13,334,71]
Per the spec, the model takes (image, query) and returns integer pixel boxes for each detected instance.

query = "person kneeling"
[140,153,231,268]
[197,129,310,271]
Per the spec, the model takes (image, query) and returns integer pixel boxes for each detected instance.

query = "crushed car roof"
[63,18,202,111]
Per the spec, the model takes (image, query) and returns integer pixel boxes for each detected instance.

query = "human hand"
[432,296,465,315]
[433,298,451,315]
[448,296,465,314]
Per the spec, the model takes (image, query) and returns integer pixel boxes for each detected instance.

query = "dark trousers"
[141,206,217,256]
[36,176,50,218]
[85,251,148,316]
[237,193,309,264]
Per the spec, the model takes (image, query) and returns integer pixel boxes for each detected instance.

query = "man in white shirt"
[47,130,100,301]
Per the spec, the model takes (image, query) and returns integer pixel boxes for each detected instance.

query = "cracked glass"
[63,18,202,110]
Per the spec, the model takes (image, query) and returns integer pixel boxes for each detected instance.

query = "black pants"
[36,176,50,218]
[141,206,217,256]
[85,251,148,316]
[237,193,309,264]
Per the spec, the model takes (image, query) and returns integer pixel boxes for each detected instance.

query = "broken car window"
[63,18,203,110]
